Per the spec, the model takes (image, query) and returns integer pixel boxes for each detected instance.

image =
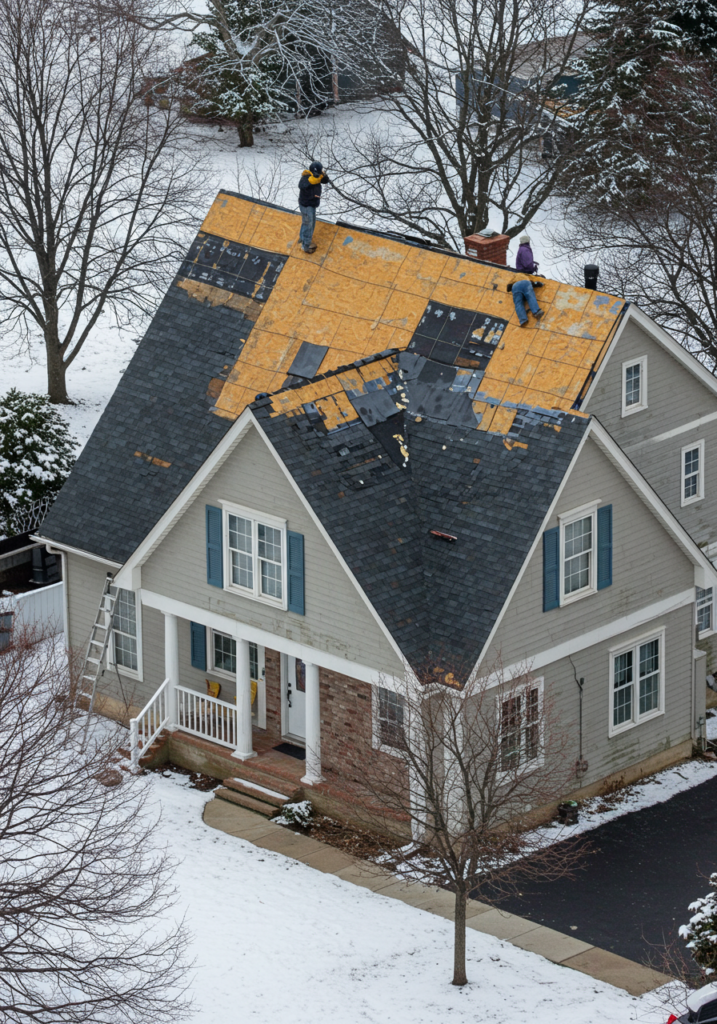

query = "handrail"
[129,677,171,770]
[175,684,237,749]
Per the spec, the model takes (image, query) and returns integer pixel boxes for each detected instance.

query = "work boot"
[534,309,544,320]
[303,244,317,254]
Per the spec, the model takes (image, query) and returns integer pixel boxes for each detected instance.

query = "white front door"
[285,656,306,742]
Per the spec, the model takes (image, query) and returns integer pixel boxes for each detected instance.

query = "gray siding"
[141,423,404,676]
[488,435,695,665]
[535,603,693,793]
[585,318,717,548]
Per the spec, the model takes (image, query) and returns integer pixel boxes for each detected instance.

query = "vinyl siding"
[140,423,404,677]
[488,434,695,665]
[585,318,717,548]
[486,433,697,787]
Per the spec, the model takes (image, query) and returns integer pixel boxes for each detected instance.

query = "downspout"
[45,543,69,650]
[570,657,589,777]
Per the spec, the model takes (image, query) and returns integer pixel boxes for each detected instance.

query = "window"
[697,587,713,637]
[682,440,705,506]
[112,588,138,672]
[499,683,542,771]
[610,631,663,735]
[0,612,13,652]
[224,504,286,605]
[559,504,599,604]
[622,356,647,416]
[211,631,260,681]
[378,686,405,748]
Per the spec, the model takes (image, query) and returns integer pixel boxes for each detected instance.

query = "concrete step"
[224,776,288,808]
[214,787,279,817]
[229,762,303,800]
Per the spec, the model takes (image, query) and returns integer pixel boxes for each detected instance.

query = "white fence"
[1,581,64,637]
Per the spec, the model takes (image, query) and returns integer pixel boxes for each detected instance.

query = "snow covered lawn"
[153,770,667,1023]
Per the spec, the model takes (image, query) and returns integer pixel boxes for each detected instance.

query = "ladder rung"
[86,657,101,665]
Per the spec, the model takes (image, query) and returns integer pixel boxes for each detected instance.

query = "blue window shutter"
[206,505,223,588]
[287,531,305,614]
[543,527,560,612]
[190,621,207,671]
[597,505,613,590]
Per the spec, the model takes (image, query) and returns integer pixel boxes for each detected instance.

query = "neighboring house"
[36,193,715,820]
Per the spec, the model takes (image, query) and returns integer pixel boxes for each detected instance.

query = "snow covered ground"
[151,768,669,1024]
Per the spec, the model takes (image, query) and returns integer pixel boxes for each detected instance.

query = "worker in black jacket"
[298,161,330,253]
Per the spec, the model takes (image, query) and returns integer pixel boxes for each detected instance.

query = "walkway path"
[203,797,670,997]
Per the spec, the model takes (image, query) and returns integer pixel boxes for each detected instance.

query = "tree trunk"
[45,329,70,404]
[452,886,467,986]
[237,119,254,147]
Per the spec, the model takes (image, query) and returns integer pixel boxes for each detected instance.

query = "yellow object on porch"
[229,681,258,705]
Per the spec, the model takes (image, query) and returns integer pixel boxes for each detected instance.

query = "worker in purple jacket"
[515,234,538,274]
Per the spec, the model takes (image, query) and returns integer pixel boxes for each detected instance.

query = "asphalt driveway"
[492,772,717,966]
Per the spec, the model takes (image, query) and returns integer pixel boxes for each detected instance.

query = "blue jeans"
[299,206,316,249]
[512,279,540,324]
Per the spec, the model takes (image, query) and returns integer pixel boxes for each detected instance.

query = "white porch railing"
[176,684,237,749]
[129,678,171,770]
[128,681,239,768]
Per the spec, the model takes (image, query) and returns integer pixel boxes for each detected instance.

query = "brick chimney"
[464,232,510,266]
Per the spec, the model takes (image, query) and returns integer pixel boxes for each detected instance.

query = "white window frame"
[497,677,545,775]
[371,684,406,757]
[208,630,266,728]
[559,501,600,606]
[697,587,714,639]
[681,439,705,507]
[608,628,665,737]
[220,501,287,610]
[108,587,143,681]
[621,356,647,417]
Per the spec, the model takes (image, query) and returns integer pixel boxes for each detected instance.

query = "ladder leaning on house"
[77,573,116,743]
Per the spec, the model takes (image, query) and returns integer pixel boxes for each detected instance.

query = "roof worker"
[515,234,538,274]
[298,161,331,254]
[509,278,545,328]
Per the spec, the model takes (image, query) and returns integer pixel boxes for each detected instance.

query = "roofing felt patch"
[192,193,624,425]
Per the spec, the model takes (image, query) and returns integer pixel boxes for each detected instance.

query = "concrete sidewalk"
[203,797,670,997]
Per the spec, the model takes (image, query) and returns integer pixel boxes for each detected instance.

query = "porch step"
[228,762,303,800]
[214,787,281,818]
[223,776,288,808]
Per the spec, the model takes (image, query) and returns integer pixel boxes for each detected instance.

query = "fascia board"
[470,419,593,677]
[589,418,717,585]
[114,407,256,585]
[249,413,408,667]
[583,304,717,407]
[30,536,122,568]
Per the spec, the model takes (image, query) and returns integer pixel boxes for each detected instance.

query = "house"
[36,193,715,819]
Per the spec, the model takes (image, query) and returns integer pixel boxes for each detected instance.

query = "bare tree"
[353,661,579,986]
[552,59,717,367]
[0,0,207,403]
[0,629,191,1024]
[318,0,596,247]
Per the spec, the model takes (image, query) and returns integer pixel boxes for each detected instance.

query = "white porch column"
[233,638,256,761]
[302,662,323,785]
[164,612,179,729]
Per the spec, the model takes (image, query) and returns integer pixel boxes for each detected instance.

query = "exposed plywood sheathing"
[178,193,625,436]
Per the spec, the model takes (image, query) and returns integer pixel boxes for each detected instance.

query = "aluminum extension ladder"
[77,573,116,744]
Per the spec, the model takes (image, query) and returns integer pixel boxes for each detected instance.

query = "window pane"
[258,524,282,564]
[213,632,236,674]
[249,642,259,680]
[697,587,713,634]
[228,515,252,554]
[625,364,641,406]
[379,686,405,747]
[684,448,700,499]
[113,589,136,637]
[524,688,540,759]
[115,632,138,671]
[260,559,282,599]
[613,651,633,727]
[564,516,592,594]
[500,696,522,770]
[639,639,660,715]
[231,550,253,589]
